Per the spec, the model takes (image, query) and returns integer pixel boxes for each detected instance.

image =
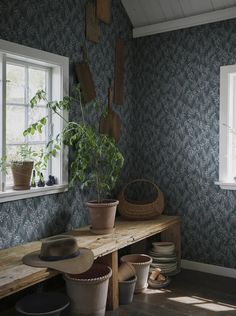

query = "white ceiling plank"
[211,0,236,9]
[179,0,212,16]
[122,0,236,29]
[139,0,166,25]
[133,6,236,37]
[159,0,183,20]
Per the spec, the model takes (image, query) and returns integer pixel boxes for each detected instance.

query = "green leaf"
[40,117,47,125]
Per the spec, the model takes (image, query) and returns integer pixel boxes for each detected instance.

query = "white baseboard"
[181,260,236,279]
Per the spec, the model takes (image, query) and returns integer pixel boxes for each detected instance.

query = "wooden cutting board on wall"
[99,86,121,143]
[86,0,101,43]
[75,47,96,103]
[96,0,111,24]
[114,38,124,105]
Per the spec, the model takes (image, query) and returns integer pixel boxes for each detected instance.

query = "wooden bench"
[0,215,181,310]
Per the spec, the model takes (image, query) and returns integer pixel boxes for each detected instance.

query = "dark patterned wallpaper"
[0,0,135,248]
[0,0,236,270]
[133,20,236,269]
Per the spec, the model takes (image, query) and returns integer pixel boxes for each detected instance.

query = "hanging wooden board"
[96,0,111,24]
[114,38,124,105]
[86,1,101,43]
[75,47,96,103]
[99,86,121,143]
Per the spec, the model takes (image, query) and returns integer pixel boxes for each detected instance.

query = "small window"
[0,39,69,201]
[218,64,236,189]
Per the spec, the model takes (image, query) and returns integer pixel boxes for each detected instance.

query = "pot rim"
[64,265,112,283]
[121,254,153,265]
[118,275,137,284]
[86,199,119,208]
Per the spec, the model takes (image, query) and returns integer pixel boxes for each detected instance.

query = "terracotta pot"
[119,275,137,305]
[118,262,136,282]
[121,254,152,293]
[11,161,33,190]
[15,292,70,316]
[86,199,119,235]
[64,263,112,316]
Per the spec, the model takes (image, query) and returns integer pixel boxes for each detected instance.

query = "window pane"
[29,68,47,104]
[6,105,25,144]
[28,107,47,142]
[6,64,25,104]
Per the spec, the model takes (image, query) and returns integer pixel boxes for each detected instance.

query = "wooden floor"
[106,269,236,316]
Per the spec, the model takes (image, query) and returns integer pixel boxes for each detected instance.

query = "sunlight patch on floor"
[169,296,205,304]
[144,288,168,295]
[194,303,235,312]
[168,295,236,312]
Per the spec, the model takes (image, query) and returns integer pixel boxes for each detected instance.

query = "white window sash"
[217,64,236,189]
[0,39,69,200]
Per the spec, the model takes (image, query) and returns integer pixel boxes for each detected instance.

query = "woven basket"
[117,179,164,220]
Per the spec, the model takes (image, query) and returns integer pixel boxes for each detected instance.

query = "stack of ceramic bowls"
[148,242,178,275]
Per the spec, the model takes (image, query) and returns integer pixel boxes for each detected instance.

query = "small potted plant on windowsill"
[0,145,36,191]
[25,85,124,234]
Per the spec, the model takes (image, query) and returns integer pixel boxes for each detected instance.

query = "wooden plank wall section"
[0,216,181,300]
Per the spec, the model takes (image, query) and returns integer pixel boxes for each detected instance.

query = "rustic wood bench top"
[0,215,180,300]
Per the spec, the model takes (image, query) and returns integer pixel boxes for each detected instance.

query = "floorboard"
[106,269,236,316]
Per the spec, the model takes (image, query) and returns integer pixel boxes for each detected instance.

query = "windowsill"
[0,184,68,203]
[215,181,236,190]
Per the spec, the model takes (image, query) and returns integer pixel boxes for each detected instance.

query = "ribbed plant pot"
[119,275,137,305]
[121,254,152,293]
[64,263,112,316]
[11,161,33,190]
[86,199,119,235]
[15,292,70,316]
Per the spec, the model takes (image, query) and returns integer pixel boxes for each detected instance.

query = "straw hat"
[23,235,94,274]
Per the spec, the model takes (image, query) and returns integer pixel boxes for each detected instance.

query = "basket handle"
[122,179,159,196]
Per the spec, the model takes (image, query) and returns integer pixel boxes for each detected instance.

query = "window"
[217,64,236,190]
[0,39,69,202]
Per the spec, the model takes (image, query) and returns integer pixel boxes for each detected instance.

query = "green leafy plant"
[0,145,37,174]
[24,84,124,202]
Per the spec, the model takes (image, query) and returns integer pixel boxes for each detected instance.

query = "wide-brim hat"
[23,235,94,274]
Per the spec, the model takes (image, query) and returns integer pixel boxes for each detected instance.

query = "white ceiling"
[122,0,236,37]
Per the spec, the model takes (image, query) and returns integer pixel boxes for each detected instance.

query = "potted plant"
[24,85,124,234]
[0,145,36,190]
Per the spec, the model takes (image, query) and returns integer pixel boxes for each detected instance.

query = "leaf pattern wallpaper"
[0,0,135,248]
[133,19,236,269]
[0,0,236,269]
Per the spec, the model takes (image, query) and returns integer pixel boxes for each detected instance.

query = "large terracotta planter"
[64,263,112,316]
[121,254,152,293]
[86,199,119,234]
[11,161,33,190]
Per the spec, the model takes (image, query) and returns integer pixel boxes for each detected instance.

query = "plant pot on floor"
[119,275,137,305]
[11,161,33,190]
[86,199,119,234]
[15,292,70,316]
[64,263,112,316]
[121,254,152,293]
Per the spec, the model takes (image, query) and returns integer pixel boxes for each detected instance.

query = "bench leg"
[161,222,181,268]
[96,251,119,310]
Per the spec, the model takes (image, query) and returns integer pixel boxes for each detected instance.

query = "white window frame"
[216,64,236,190]
[5,58,52,188]
[0,39,69,202]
